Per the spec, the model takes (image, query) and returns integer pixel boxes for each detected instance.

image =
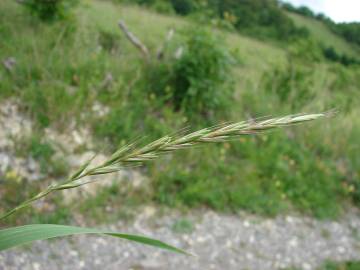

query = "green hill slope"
[0,0,359,221]
[86,1,287,75]
[287,12,360,58]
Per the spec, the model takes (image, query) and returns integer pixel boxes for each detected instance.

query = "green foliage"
[207,0,309,41]
[117,0,175,14]
[172,218,194,234]
[0,224,188,254]
[173,28,233,114]
[284,260,360,270]
[262,62,315,110]
[323,46,360,66]
[98,30,121,53]
[30,206,72,225]
[283,1,360,48]
[170,0,195,15]
[14,134,54,172]
[282,3,315,18]
[335,22,360,47]
[151,0,175,14]
[288,38,324,62]
[0,174,34,213]
[13,134,69,177]
[147,27,234,119]
[326,65,360,112]
[22,0,78,22]
[151,130,343,218]
[78,182,147,223]
[126,0,310,42]
[320,261,360,270]
[93,101,175,150]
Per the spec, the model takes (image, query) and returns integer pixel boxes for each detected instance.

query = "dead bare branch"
[118,20,150,59]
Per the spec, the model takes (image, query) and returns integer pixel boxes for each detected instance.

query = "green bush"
[152,0,175,14]
[22,0,77,22]
[147,27,234,119]
[288,38,323,62]
[170,0,195,15]
[323,46,360,66]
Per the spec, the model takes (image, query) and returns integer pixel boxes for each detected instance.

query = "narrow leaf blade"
[0,224,189,255]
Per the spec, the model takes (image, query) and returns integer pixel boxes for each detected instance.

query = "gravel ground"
[1,209,360,270]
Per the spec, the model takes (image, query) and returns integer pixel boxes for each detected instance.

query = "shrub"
[335,22,360,47]
[323,46,360,66]
[147,27,234,119]
[152,0,175,14]
[22,0,77,22]
[288,38,323,62]
[170,0,195,15]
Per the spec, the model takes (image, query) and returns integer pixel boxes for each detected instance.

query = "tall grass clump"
[262,61,315,110]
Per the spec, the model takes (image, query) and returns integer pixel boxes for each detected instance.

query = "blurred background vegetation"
[0,0,359,228]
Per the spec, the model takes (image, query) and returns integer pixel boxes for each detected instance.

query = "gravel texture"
[1,209,360,270]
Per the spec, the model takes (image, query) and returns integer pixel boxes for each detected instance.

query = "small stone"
[249,235,255,244]
[226,239,232,248]
[302,262,312,270]
[139,258,162,269]
[196,236,206,243]
[246,252,254,260]
[79,261,85,268]
[32,262,40,270]
[141,206,156,219]
[289,237,298,247]
[338,246,346,254]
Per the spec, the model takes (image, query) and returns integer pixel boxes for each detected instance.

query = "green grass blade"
[0,224,189,255]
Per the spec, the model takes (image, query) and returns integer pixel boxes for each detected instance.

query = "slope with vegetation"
[287,12,359,58]
[282,1,360,49]
[0,0,359,229]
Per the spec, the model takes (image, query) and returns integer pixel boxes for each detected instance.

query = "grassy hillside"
[287,12,360,58]
[0,0,359,223]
